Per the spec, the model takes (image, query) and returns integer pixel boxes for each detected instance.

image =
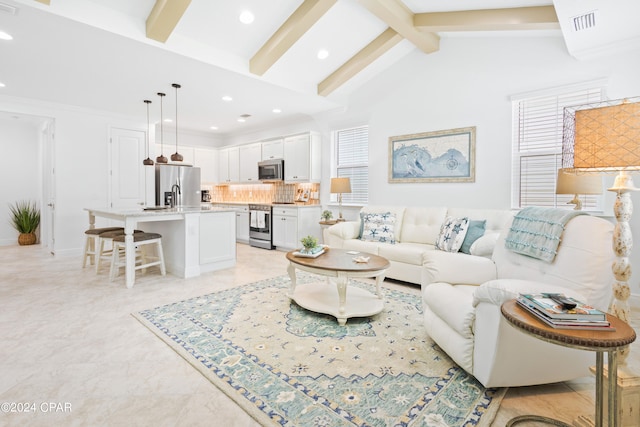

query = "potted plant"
[300,235,318,253]
[9,200,40,245]
[321,210,333,221]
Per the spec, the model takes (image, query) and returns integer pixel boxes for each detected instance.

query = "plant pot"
[18,232,37,246]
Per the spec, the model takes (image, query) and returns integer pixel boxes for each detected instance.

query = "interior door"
[110,128,146,209]
[43,120,56,253]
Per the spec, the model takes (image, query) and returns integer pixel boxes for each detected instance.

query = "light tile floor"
[0,243,638,426]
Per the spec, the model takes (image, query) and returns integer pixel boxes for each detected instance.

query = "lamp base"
[567,194,582,210]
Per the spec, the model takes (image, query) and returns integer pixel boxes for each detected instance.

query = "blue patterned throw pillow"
[361,212,396,244]
[435,216,470,252]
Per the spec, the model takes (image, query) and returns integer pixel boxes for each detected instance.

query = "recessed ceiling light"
[237,118,246,123]
[222,95,233,102]
[0,82,5,88]
[317,49,329,60]
[164,118,173,122]
[0,31,13,41]
[272,108,281,114]
[239,10,254,24]
[210,126,218,130]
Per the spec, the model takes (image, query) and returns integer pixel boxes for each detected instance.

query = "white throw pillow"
[435,216,469,252]
[469,232,500,257]
[361,212,397,244]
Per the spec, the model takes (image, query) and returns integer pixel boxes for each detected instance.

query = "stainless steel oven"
[249,204,274,249]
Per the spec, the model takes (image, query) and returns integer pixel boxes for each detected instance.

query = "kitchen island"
[85,206,236,288]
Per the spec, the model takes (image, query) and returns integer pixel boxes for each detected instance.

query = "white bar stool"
[109,232,166,283]
[82,227,124,269]
[95,229,143,273]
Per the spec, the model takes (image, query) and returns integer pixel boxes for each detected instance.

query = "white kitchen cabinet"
[272,205,321,250]
[239,143,261,183]
[261,138,284,160]
[283,132,321,182]
[194,147,217,183]
[218,146,239,183]
[235,207,249,243]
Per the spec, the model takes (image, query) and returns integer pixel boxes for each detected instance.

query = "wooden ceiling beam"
[357,0,439,54]
[146,0,192,43]
[318,28,402,97]
[250,0,337,76]
[414,6,559,32]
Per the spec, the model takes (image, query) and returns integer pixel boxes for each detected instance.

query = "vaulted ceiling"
[1,0,638,137]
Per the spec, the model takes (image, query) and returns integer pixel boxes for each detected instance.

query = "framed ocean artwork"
[388,126,476,183]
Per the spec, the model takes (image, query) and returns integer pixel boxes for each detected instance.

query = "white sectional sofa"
[422,213,614,387]
[323,205,514,286]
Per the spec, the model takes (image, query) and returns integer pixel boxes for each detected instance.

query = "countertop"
[211,202,321,209]
[85,206,235,217]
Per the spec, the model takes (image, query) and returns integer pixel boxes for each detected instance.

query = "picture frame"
[388,126,476,183]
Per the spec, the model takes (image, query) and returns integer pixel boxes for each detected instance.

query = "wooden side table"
[501,300,636,427]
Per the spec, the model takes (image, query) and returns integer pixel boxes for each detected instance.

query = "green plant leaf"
[9,200,41,234]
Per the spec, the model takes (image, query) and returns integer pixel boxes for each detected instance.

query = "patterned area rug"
[133,274,506,426]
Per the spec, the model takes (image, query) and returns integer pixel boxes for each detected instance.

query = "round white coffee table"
[286,248,390,326]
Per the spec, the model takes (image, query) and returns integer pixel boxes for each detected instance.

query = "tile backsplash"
[203,182,320,205]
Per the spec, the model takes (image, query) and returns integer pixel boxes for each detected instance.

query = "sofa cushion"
[360,212,396,244]
[378,242,434,266]
[343,239,381,255]
[435,216,469,252]
[460,220,486,254]
[399,207,448,244]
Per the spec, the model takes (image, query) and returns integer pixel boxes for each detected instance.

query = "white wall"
[0,116,41,245]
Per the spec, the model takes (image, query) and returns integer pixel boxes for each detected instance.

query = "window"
[334,126,368,205]
[511,82,604,211]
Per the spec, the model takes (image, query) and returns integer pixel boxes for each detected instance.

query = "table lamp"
[330,177,351,221]
[562,96,640,361]
[555,168,602,210]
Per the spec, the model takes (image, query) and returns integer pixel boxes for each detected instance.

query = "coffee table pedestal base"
[289,280,384,326]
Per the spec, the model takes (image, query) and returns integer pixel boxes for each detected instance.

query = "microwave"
[258,159,284,181]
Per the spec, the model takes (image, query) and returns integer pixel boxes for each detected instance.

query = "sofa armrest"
[327,221,359,239]
[421,250,497,286]
[323,221,360,248]
[472,279,585,308]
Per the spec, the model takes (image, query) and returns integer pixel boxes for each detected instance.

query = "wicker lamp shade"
[562,97,640,173]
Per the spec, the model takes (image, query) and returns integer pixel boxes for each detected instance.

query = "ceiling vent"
[0,2,17,15]
[572,10,597,32]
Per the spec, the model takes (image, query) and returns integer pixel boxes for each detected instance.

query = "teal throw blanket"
[505,207,586,263]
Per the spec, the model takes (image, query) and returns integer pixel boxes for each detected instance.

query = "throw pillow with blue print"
[435,216,470,252]
[361,212,397,244]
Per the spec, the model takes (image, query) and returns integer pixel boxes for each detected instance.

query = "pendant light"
[170,83,183,162]
[142,100,154,166]
[156,92,168,164]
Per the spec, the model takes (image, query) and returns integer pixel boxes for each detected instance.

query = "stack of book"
[516,293,614,331]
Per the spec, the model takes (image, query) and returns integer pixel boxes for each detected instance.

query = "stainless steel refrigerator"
[155,164,201,207]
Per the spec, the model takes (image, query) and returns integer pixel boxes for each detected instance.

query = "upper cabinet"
[283,132,321,182]
[219,146,239,183]
[193,148,218,183]
[261,138,284,160]
[239,143,261,183]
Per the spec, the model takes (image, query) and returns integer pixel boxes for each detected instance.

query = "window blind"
[512,86,603,210]
[335,126,368,205]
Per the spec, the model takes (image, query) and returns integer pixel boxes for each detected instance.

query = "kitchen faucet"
[171,183,181,207]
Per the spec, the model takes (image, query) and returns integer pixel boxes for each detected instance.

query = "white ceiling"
[0,0,637,137]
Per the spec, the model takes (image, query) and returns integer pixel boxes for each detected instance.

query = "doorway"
[0,112,55,251]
